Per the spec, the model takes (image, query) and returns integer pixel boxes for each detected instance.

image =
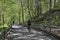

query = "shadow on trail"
[5,25,57,40]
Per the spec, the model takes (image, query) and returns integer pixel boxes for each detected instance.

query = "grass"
[0,27,7,32]
[0,24,8,32]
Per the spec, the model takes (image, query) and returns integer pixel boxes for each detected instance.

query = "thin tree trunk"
[54,0,56,8]
[27,0,32,20]
[36,0,42,18]
[2,14,4,27]
[40,0,42,18]
[19,12,20,24]
[49,0,52,32]
[50,0,52,10]
[21,1,24,23]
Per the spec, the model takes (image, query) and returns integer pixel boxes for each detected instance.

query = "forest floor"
[5,25,57,40]
[51,28,60,36]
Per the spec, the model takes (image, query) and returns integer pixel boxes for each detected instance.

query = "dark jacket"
[27,20,31,25]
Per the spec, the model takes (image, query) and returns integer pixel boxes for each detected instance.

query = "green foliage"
[0,0,60,31]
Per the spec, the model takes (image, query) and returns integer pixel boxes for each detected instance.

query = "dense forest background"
[0,0,60,31]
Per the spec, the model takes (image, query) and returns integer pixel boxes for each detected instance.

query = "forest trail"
[5,25,57,40]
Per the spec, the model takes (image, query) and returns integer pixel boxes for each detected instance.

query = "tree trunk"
[49,0,52,10]
[19,12,20,24]
[21,1,24,23]
[27,0,32,20]
[54,0,56,8]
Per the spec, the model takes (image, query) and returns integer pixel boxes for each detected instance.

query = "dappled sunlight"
[12,25,22,28]
[0,0,60,40]
[5,25,57,40]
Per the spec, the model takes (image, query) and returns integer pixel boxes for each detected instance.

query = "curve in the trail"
[5,25,57,40]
